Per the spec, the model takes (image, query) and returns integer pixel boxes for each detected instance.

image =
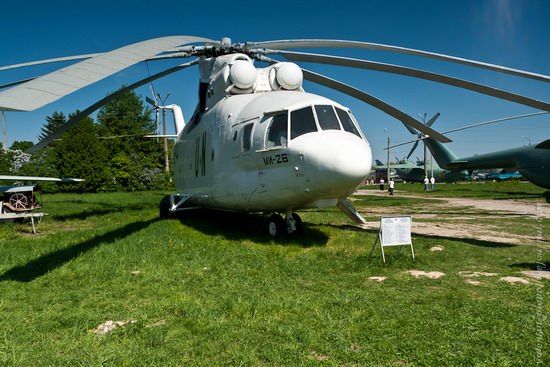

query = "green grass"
[0,186,548,366]
[363,180,549,200]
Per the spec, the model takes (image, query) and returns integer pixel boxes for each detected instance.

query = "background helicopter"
[372,158,467,183]
[423,136,550,190]
[1,35,549,236]
[389,111,550,188]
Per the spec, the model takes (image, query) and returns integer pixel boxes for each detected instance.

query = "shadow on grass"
[177,209,329,247]
[321,222,516,248]
[0,219,156,282]
[509,262,548,270]
[49,201,160,222]
[412,233,516,248]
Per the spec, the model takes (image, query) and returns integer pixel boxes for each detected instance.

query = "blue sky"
[1,0,549,161]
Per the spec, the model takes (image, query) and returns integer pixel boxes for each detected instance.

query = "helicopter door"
[236,119,258,170]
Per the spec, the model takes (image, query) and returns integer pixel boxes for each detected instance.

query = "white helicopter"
[1,36,549,236]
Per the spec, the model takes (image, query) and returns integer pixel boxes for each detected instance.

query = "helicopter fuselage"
[173,90,372,213]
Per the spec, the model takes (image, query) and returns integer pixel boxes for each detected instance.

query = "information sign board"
[369,216,415,263]
[381,216,412,246]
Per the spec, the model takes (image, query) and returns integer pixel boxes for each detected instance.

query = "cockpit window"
[241,123,253,152]
[315,105,341,131]
[336,108,362,138]
[290,106,317,139]
[266,114,288,148]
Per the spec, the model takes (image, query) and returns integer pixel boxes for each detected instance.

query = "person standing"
[430,176,436,191]
[379,177,385,192]
[389,178,395,196]
[423,176,429,191]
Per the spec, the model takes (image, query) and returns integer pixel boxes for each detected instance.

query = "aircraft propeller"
[406,112,440,160]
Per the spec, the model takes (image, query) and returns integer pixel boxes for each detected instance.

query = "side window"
[315,105,340,130]
[241,123,253,152]
[266,114,288,148]
[290,106,317,140]
[336,108,362,138]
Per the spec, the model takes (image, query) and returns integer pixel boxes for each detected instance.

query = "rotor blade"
[146,96,157,107]
[0,35,211,112]
[0,77,36,90]
[387,111,550,150]
[277,51,550,112]
[441,111,550,134]
[406,140,420,160]
[248,39,550,83]
[0,175,84,182]
[29,59,198,152]
[0,53,102,71]
[403,122,418,135]
[426,112,440,127]
[300,68,452,143]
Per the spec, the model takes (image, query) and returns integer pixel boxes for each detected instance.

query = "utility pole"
[162,106,169,174]
[2,111,6,152]
[157,93,171,174]
[418,112,428,179]
[384,128,390,182]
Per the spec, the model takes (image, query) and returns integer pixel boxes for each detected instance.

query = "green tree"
[17,148,61,193]
[97,89,159,157]
[96,88,171,190]
[54,116,110,192]
[10,141,34,151]
[0,149,11,174]
[37,111,67,142]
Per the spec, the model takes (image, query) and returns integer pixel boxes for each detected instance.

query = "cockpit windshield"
[266,105,363,147]
[290,106,318,139]
[315,105,341,130]
[336,107,362,138]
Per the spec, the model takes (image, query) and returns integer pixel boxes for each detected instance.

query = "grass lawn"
[0,183,548,366]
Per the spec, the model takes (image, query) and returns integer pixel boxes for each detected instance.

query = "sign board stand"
[369,216,414,263]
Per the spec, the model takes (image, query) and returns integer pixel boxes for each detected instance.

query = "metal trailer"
[0,185,46,233]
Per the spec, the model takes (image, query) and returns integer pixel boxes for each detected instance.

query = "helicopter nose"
[301,133,372,197]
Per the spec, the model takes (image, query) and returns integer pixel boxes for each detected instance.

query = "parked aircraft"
[373,159,467,183]
[423,137,550,189]
[1,36,549,236]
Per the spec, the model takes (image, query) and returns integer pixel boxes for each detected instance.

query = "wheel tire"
[159,198,171,219]
[268,214,284,237]
[290,213,303,235]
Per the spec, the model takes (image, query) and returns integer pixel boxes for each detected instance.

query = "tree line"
[0,88,174,193]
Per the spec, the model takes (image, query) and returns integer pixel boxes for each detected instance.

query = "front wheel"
[268,214,285,237]
[159,198,172,219]
[287,213,303,235]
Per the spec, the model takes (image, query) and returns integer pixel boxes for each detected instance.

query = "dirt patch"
[356,189,548,245]
[406,270,445,279]
[92,320,136,335]
[368,276,387,282]
[357,189,550,218]
[520,270,550,280]
[360,221,529,245]
[430,245,445,252]
[459,271,498,278]
[465,279,483,285]
[500,276,530,284]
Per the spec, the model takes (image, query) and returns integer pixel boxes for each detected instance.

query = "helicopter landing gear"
[267,212,303,237]
[285,212,303,235]
[268,214,285,237]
